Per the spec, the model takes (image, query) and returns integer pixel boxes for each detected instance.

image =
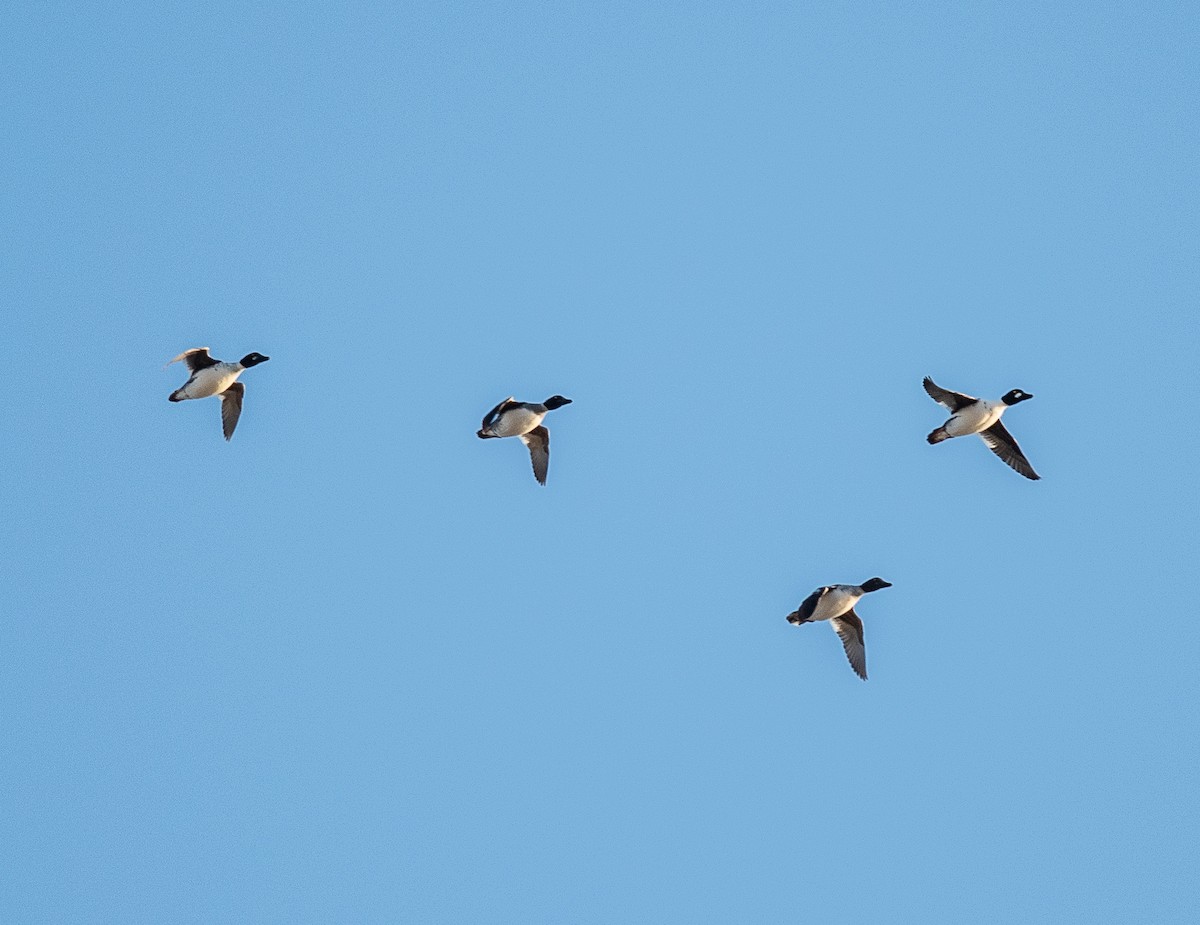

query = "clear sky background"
[2,2,1197,922]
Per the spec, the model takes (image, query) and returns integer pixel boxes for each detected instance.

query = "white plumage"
[943,398,1006,437]
[170,362,244,400]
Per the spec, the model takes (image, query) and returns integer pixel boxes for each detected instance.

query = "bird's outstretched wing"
[220,382,245,441]
[830,610,868,680]
[923,376,977,413]
[519,426,550,485]
[979,420,1040,480]
[167,347,219,373]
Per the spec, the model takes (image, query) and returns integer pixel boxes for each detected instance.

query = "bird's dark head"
[860,577,893,593]
[543,395,573,410]
[1001,388,1033,406]
[240,352,270,368]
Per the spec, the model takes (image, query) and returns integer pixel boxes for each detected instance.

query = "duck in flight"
[786,578,893,681]
[923,376,1040,480]
[167,347,270,441]
[477,395,572,485]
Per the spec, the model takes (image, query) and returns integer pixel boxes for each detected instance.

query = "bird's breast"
[812,588,859,622]
[180,364,242,399]
[491,407,544,437]
[947,401,1002,436]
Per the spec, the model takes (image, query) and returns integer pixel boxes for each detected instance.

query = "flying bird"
[923,376,1040,480]
[786,578,893,681]
[477,395,573,485]
[167,347,270,440]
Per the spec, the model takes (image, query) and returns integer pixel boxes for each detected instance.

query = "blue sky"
[2,2,1197,921]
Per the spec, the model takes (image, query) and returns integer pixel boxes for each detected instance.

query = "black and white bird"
[167,347,270,441]
[477,395,573,485]
[786,578,893,681]
[923,376,1040,480]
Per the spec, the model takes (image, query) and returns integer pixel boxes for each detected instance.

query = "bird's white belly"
[180,365,241,399]
[493,407,544,437]
[946,402,1002,437]
[813,588,859,622]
